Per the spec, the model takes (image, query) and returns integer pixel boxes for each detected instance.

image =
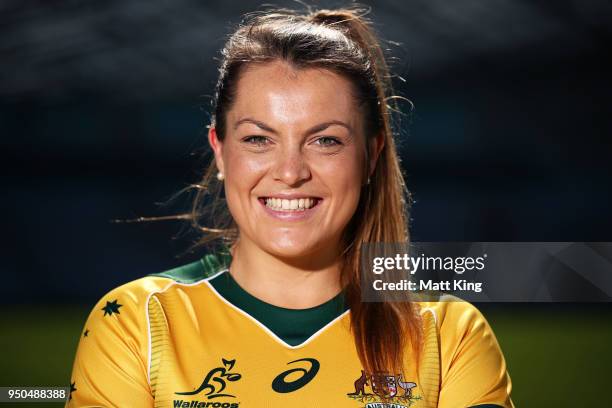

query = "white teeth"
[264,197,318,211]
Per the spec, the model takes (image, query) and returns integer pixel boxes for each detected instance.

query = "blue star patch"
[102,299,122,316]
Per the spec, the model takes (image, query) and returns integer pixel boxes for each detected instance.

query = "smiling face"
[210,61,376,262]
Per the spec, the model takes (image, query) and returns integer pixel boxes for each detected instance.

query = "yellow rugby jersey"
[67,253,513,408]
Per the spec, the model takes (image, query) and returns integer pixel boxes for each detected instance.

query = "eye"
[314,136,342,147]
[243,135,270,146]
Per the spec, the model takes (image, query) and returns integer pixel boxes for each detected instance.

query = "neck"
[228,238,343,309]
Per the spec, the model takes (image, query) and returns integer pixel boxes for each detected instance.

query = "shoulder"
[418,296,513,407]
[85,253,232,328]
[417,295,504,373]
[66,256,231,407]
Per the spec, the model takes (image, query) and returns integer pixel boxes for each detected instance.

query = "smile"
[257,196,323,220]
[261,197,320,211]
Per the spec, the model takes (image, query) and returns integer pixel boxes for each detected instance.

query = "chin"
[265,240,316,259]
[259,232,331,261]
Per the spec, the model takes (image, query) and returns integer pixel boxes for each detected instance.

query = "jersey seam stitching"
[145,279,178,388]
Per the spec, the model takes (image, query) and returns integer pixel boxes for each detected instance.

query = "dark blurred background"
[1,0,611,406]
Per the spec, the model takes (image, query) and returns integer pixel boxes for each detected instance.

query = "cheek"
[225,147,269,177]
[316,152,364,211]
[222,150,268,214]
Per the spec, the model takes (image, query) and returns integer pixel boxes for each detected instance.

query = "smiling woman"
[66,5,514,408]
[211,63,367,270]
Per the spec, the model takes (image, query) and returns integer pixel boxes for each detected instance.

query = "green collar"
[208,270,349,346]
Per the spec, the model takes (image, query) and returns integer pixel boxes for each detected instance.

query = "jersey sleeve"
[65,278,160,407]
[436,299,514,408]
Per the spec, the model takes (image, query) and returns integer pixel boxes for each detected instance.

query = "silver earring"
[217,171,224,181]
[366,176,371,185]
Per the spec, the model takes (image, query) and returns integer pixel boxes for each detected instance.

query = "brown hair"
[182,5,422,381]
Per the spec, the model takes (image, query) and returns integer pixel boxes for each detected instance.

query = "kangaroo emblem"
[175,358,242,399]
[347,370,370,396]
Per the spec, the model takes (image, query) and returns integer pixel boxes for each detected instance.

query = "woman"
[67,6,513,408]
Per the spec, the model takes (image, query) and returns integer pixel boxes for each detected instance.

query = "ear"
[208,126,225,175]
[368,131,385,177]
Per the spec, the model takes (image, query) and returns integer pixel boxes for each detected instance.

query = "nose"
[271,144,311,187]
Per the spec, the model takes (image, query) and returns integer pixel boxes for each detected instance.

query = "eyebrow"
[233,117,352,134]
